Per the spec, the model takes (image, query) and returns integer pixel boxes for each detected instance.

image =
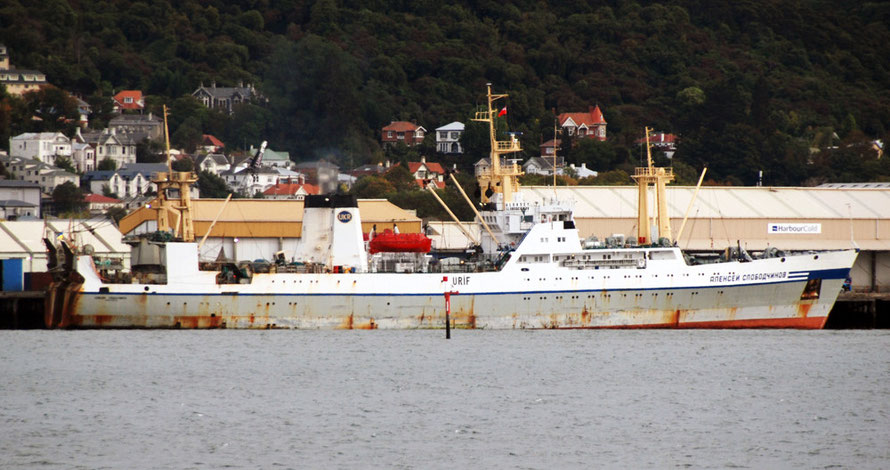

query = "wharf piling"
[0,291,47,329]
[825,292,890,329]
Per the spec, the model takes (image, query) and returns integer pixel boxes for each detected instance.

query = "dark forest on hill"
[1,0,889,187]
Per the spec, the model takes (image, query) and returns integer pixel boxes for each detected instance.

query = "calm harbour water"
[1,330,888,469]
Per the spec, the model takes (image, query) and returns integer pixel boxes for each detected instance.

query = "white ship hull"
[48,235,857,329]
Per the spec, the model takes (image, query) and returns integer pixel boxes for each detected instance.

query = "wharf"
[0,291,46,329]
[2,290,888,330]
[825,292,890,329]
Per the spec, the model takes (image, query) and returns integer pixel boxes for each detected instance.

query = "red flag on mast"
[497,106,507,117]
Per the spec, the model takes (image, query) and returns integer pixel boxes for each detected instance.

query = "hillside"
[1,0,889,185]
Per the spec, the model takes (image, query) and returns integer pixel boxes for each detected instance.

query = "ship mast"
[152,105,198,241]
[471,83,523,204]
[632,127,674,244]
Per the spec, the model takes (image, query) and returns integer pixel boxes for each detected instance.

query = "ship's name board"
[451,275,470,286]
[768,223,821,234]
[710,271,787,283]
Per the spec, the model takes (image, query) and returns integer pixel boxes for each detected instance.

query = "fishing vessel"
[44,88,857,329]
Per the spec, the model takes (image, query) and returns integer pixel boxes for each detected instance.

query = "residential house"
[37,169,79,194]
[74,97,91,127]
[192,81,260,114]
[382,121,426,147]
[9,132,72,164]
[1,155,78,193]
[350,162,388,178]
[0,44,48,96]
[71,141,96,173]
[293,160,340,194]
[83,193,123,216]
[523,156,565,176]
[247,144,290,168]
[567,163,598,179]
[112,90,144,113]
[558,105,607,141]
[220,166,279,196]
[540,138,560,159]
[195,153,230,175]
[78,128,138,169]
[201,134,225,154]
[0,180,40,219]
[108,113,163,141]
[405,157,446,189]
[82,163,169,199]
[435,122,464,154]
[636,131,678,158]
[262,180,319,200]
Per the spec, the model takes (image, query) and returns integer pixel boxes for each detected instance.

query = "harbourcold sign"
[768,223,821,234]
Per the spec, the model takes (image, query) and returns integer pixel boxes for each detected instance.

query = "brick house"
[382,121,426,147]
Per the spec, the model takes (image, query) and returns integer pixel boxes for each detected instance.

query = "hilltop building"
[9,132,71,164]
[636,131,678,158]
[108,113,163,141]
[192,81,261,114]
[112,90,144,113]
[382,121,426,147]
[0,44,48,96]
[435,122,464,154]
[558,105,607,141]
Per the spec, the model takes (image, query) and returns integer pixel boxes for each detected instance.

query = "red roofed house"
[202,134,225,153]
[112,90,144,112]
[262,179,320,200]
[382,121,426,147]
[84,193,122,215]
[406,157,445,189]
[558,105,607,141]
[635,131,678,158]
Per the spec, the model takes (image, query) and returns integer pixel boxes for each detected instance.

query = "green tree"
[594,169,633,185]
[197,170,231,198]
[351,175,396,198]
[172,157,194,172]
[101,184,120,199]
[384,165,418,193]
[52,181,86,215]
[54,156,77,174]
[136,138,165,163]
[105,206,128,225]
[98,158,117,171]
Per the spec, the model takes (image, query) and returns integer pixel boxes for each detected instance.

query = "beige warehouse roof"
[522,186,890,220]
[119,198,421,238]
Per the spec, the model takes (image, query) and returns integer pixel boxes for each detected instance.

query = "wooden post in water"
[444,291,452,339]
[443,291,459,339]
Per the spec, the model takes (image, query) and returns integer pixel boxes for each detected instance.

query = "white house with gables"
[77,128,137,169]
[195,153,230,175]
[435,121,464,154]
[9,132,72,164]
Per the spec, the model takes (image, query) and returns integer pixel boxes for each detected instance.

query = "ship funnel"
[298,195,367,272]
